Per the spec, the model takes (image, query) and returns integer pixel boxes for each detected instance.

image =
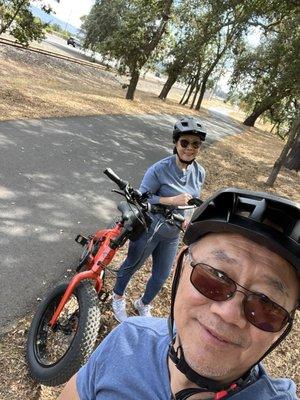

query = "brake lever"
[111,189,126,197]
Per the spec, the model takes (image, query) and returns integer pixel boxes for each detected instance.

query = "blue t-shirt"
[76,317,297,400]
[139,155,205,205]
[139,155,205,238]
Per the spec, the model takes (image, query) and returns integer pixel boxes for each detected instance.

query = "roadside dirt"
[0,40,299,399]
[0,41,199,121]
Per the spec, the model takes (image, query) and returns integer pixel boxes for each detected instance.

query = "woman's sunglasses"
[189,261,293,333]
[179,139,201,149]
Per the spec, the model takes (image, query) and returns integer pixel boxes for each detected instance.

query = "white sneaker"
[134,297,152,317]
[112,294,127,322]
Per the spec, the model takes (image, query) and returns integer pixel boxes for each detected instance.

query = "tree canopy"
[81,0,299,110]
[82,0,173,99]
[0,0,59,46]
[228,9,300,131]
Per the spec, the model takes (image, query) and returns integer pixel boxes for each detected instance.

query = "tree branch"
[248,17,285,32]
[0,0,28,35]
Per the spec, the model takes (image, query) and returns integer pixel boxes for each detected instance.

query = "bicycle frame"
[49,222,123,327]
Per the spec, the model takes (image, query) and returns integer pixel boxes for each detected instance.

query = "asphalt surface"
[0,112,243,333]
[44,34,98,63]
[44,34,115,67]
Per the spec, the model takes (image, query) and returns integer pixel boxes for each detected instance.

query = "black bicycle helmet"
[173,117,207,143]
[183,188,300,274]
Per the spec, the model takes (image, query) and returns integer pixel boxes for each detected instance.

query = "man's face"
[174,233,298,384]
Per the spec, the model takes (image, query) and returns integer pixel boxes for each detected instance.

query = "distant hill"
[29,5,79,36]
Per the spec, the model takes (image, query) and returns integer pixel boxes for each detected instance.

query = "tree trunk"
[285,131,300,171]
[126,69,140,100]
[270,122,277,134]
[194,46,225,110]
[180,65,202,106]
[190,83,200,109]
[266,116,300,186]
[179,80,192,105]
[125,0,173,100]
[194,83,205,110]
[158,74,177,99]
[183,75,199,106]
[144,0,173,57]
[243,98,276,127]
[195,72,209,110]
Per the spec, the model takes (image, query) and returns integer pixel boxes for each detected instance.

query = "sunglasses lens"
[244,294,289,333]
[179,139,200,149]
[190,264,290,333]
[191,264,235,301]
[179,139,188,148]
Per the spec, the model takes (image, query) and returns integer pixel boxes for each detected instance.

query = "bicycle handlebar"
[103,168,201,232]
[149,203,197,213]
[104,168,202,210]
[103,168,128,190]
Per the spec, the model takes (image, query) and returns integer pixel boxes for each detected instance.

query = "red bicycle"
[26,168,200,386]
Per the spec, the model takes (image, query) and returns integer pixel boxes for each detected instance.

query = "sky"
[47,0,94,28]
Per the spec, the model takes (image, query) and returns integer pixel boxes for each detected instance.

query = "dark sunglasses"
[179,139,201,149]
[189,260,293,333]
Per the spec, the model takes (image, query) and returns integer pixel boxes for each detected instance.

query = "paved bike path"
[0,112,243,333]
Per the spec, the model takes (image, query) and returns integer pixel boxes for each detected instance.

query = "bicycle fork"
[48,224,123,328]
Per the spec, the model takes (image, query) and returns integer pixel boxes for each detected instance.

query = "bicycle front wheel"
[26,280,101,386]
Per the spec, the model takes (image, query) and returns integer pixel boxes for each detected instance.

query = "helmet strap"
[173,147,195,166]
[168,337,257,398]
[254,318,294,364]
[176,153,195,166]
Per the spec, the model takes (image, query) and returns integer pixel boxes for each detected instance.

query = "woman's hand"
[171,193,192,206]
[159,193,192,207]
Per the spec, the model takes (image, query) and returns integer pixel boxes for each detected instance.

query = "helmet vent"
[236,197,266,221]
[262,218,284,233]
[236,210,252,218]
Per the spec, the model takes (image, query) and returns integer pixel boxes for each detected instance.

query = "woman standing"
[112,116,206,322]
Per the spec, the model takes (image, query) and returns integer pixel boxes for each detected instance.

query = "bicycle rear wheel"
[26,280,100,386]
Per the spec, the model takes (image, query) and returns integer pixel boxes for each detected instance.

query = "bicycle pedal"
[98,291,110,302]
[75,234,88,246]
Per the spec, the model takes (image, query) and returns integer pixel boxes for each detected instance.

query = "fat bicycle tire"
[26,280,101,386]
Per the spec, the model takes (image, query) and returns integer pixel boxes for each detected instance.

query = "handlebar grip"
[103,168,128,190]
[173,213,185,223]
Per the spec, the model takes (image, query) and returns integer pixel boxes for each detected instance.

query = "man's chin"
[187,359,233,382]
[183,345,236,381]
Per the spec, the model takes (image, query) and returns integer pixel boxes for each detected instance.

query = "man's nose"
[209,291,248,329]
